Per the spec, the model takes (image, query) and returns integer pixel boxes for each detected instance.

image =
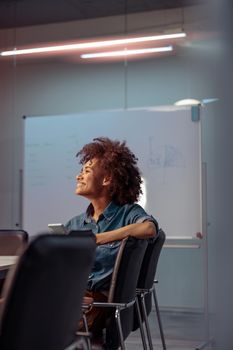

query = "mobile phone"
[48,223,69,235]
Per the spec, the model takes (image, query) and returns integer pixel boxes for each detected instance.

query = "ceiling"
[0,0,205,30]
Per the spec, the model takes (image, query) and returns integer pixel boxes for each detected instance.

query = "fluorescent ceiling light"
[0,32,185,57]
[81,46,173,59]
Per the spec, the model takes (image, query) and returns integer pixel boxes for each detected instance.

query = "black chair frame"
[0,233,96,350]
[92,237,148,350]
[135,229,166,350]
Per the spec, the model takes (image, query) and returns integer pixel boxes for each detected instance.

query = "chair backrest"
[137,228,166,291]
[69,229,95,239]
[0,233,96,350]
[0,230,28,255]
[133,228,166,330]
[105,237,148,349]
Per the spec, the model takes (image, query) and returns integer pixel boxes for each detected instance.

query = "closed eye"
[83,166,92,173]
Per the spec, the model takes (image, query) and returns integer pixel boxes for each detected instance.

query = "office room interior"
[0,0,232,349]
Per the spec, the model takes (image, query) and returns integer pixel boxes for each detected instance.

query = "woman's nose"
[77,173,83,181]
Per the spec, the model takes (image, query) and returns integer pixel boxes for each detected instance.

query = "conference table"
[0,256,18,271]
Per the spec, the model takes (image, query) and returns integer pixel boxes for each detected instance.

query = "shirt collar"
[83,204,93,224]
[102,202,120,221]
[83,201,120,223]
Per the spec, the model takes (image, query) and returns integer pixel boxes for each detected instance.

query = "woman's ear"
[102,175,111,187]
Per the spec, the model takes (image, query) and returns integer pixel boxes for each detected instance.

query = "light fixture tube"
[0,32,185,57]
[81,46,173,59]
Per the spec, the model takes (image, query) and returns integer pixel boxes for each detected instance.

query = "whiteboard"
[23,107,202,238]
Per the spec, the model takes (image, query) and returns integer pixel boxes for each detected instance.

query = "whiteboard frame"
[22,106,203,243]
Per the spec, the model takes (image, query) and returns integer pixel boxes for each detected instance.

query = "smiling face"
[76,158,110,200]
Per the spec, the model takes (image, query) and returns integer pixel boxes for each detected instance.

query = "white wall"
[0,3,216,310]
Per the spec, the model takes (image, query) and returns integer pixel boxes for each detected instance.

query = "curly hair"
[76,137,142,205]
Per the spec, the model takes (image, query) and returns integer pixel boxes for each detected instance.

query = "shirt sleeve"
[64,215,83,232]
[127,204,159,233]
[64,219,72,231]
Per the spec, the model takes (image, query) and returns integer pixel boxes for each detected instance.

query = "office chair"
[0,229,28,255]
[0,233,96,350]
[92,237,148,350]
[134,228,166,350]
[0,230,29,294]
[69,229,96,350]
[69,230,94,239]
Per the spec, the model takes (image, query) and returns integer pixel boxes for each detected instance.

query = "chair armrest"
[93,299,135,309]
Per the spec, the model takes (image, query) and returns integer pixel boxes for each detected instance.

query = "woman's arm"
[95,221,157,245]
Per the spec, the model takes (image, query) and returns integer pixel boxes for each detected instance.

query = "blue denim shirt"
[65,202,158,291]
